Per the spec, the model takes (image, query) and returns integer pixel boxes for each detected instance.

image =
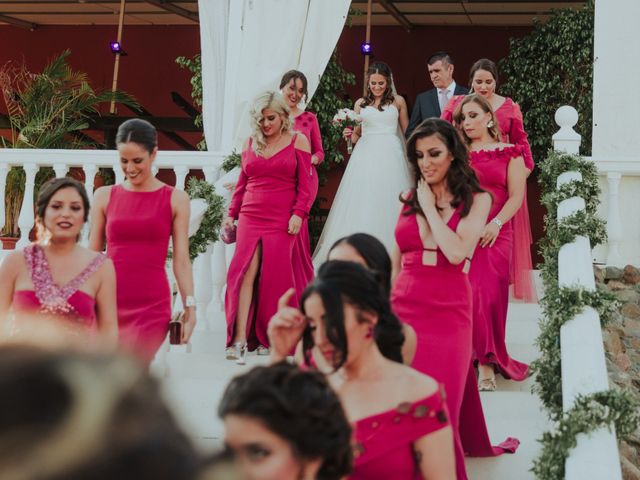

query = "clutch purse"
[220,224,237,244]
[169,311,184,345]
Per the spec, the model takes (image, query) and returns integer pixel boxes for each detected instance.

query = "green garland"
[533,150,639,478]
[185,177,225,261]
[222,151,242,173]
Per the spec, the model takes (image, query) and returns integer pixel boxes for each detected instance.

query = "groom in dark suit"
[406,51,469,137]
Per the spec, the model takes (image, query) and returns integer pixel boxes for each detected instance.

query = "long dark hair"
[116,118,157,154]
[329,233,392,295]
[35,177,91,243]
[279,70,309,104]
[469,58,499,90]
[360,61,395,111]
[401,118,484,218]
[218,362,352,480]
[301,261,404,368]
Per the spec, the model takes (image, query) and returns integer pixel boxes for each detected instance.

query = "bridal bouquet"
[332,108,361,154]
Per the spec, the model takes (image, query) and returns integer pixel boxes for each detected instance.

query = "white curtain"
[198,0,351,154]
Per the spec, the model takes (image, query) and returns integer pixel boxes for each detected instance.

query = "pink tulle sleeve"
[507,101,534,171]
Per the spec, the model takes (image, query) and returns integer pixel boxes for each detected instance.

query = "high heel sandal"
[225,341,247,365]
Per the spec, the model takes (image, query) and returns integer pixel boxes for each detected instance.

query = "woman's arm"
[0,252,20,329]
[291,134,312,221]
[88,186,110,252]
[509,102,534,172]
[227,146,250,220]
[171,189,196,343]
[414,427,456,480]
[396,96,410,134]
[94,258,118,349]
[479,156,527,248]
[350,98,364,145]
[391,243,402,286]
[309,115,325,166]
[419,181,491,264]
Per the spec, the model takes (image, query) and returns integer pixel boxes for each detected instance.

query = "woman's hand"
[416,179,436,212]
[479,221,500,248]
[223,182,236,192]
[342,127,353,140]
[223,216,235,230]
[181,307,197,344]
[268,288,306,363]
[311,155,319,166]
[288,214,302,235]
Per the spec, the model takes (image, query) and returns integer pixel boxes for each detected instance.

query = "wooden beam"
[377,0,412,32]
[0,13,37,30]
[143,0,198,23]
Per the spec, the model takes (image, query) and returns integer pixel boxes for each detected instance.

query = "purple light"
[110,41,123,54]
[360,41,372,55]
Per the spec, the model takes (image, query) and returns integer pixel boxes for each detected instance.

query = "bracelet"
[491,217,503,229]
[184,295,196,308]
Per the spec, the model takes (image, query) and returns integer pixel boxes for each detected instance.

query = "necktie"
[438,89,449,113]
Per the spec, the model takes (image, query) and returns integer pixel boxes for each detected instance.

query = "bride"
[313,61,411,265]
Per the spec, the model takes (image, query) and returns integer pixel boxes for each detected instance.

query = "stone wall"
[597,265,640,478]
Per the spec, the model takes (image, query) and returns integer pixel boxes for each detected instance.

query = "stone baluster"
[52,163,68,179]
[17,164,39,249]
[0,163,8,248]
[605,172,623,266]
[174,165,189,191]
[114,163,125,184]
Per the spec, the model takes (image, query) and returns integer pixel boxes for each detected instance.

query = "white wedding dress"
[313,104,411,267]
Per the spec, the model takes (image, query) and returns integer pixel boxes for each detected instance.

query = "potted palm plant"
[0,49,137,243]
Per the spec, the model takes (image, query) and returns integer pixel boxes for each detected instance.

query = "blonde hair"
[249,91,292,155]
[452,94,502,145]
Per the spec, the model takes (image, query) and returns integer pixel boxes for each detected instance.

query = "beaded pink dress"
[12,244,106,333]
[468,146,529,380]
[105,184,174,362]
[442,95,536,302]
[226,135,312,350]
[292,111,324,297]
[350,388,450,480]
[391,199,518,480]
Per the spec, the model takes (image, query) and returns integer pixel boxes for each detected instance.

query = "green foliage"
[500,1,594,161]
[176,54,206,151]
[532,149,639,478]
[222,150,242,173]
[184,177,225,261]
[0,49,137,236]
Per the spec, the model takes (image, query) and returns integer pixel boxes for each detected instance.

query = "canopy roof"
[0,1,585,29]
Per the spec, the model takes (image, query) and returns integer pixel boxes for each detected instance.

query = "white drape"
[198,0,351,154]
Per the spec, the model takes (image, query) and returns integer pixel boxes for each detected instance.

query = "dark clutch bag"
[220,224,237,244]
[169,312,184,345]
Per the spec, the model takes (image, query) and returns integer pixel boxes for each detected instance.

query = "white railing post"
[554,107,623,480]
[17,163,39,249]
[174,165,189,190]
[604,172,623,266]
[0,163,8,243]
[52,162,68,179]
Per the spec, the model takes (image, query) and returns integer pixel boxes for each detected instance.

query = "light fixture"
[109,41,127,56]
[360,41,372,56]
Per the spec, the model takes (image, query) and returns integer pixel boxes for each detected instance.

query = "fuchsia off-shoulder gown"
[225,135,312,351]
[13,244,106,334]
[350,387,451,479]
[291,111,324,297]
[391,201,518,480]
[468,146,530,380]
[442,95,537,302]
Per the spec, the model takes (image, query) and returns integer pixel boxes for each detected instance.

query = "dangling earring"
[487,120,495,129]
[365,326,373,339]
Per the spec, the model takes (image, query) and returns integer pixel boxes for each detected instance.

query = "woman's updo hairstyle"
[301,260,404,368]
[218,361,352,480]
[115,118,158,154]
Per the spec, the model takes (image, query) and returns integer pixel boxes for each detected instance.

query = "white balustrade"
[0,163,8,247]
[553,107,623,480]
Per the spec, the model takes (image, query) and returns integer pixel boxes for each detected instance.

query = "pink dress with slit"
[106,184,174,362]
[468,146,529,380]
[225,135,312,350]
[12,244,106,334]
[291,111,323,297]
[391,200,518,480]
[442,95,537,302]
[350,388,451,479]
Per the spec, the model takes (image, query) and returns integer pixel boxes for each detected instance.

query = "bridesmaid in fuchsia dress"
[90,119,196,363]
[391,119,518,480]
[222,91,312,364]
[453,94,530,389]
[279,70,324,298]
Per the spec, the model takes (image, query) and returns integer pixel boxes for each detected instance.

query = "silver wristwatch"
[184,295,196,308]
[491,217,503,229]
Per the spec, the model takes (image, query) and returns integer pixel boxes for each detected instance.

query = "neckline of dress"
[363,103,398,112]
[29,244,102,293]
[260,138,296,160]
[352,390,442,425]
[119,183,168,194]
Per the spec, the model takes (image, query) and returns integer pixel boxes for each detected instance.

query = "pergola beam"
[143,0,198,23]
[0,13,37,30]
[377,0,413,32]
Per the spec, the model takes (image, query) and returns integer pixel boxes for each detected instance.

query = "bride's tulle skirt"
[313,132,411,267]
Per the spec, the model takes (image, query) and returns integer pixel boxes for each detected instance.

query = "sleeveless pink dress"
[105,184,173,362]
[468,146,529,380]
[391,201,518,480]
[13,244,106,333]
[291,111,324,297]
[442,96,536,302]
[226,135,312,350]
[350,388,451,480]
